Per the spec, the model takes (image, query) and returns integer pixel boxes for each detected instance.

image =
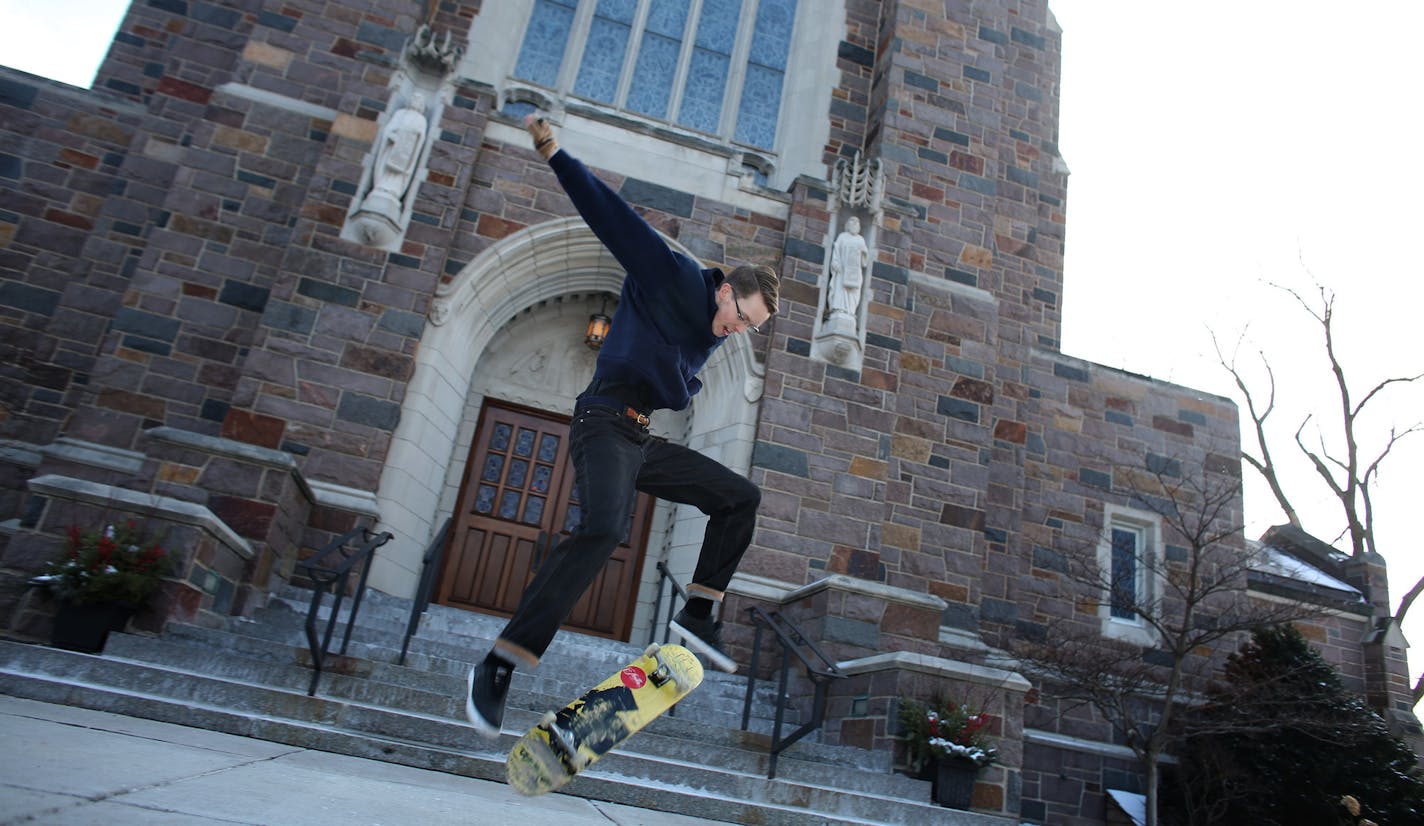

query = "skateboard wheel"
[643,643,661,658]
[539,710,557,729]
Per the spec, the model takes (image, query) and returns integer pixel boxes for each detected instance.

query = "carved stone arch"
[369,217,762,615]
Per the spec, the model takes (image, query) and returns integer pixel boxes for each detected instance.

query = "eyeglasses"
[732,294,761,334]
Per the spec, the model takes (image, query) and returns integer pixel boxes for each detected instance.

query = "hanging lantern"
[585,295,611,350]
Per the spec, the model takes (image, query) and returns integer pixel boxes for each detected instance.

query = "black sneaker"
[465,654,512,736]
[670,607,737,673]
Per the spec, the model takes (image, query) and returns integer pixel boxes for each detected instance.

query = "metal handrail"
[648,560,691,649]
[647,560,696,718]
[295,525,393,695]
[399,517,452,666]
[740,606,845,779]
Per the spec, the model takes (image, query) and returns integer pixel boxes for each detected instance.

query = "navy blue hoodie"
[549,149,724,412]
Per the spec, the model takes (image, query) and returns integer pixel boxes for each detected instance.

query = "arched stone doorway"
[370,217,763,644]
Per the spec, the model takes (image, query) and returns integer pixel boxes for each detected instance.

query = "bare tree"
[1015,454,1330,826]
[1215,283,1424,703]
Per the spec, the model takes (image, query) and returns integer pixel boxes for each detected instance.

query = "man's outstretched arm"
[524,115,686,289]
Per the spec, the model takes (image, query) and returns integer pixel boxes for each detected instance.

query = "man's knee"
[731,478,760,513]
[574,513,629,547]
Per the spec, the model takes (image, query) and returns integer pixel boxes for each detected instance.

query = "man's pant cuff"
[686,584,725,602]
[493,639,540,668]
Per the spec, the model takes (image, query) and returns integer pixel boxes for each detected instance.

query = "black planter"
[932,758,979,809]
[50,602,134,653]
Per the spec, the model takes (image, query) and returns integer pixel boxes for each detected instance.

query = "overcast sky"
[1051,0,1424,691]
[4,0,1421,691]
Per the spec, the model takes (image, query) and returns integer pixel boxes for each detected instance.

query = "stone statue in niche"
[351,92,430,247]
[826,216,868,331]
[369,93,428,212]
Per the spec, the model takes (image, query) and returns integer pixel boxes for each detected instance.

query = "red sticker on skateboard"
[620,666,647,689]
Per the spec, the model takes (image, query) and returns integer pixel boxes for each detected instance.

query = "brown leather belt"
[623,406,651,428]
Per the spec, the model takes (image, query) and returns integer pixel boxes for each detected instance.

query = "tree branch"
[1211,328,1299,527]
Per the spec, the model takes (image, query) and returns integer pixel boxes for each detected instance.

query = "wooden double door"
[435,402,654,641]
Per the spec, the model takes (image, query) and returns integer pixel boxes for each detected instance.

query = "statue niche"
[826,215,868,331]
[349,92,432,249]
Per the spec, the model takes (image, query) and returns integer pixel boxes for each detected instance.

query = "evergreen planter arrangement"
[899,696,998,810]
[30,521,171,653]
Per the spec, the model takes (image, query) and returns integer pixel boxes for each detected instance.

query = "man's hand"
[524,114,559,161]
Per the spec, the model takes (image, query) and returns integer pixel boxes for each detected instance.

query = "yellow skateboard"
[506,643,703,796]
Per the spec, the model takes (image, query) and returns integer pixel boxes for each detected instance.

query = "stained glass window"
[1110,526,1139,620]
[733,0,795,149]
[514,0,578,87]
[677,0,740,133]
[626,0,687,118]
[511,0,797,150]
[573,0,636,102]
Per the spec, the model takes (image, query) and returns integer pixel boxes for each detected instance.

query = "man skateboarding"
[465,114,779,736]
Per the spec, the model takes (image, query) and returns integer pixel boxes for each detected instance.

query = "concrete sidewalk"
[0,695,716,825]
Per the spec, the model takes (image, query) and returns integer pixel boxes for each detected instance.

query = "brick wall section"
[1021,739,1141,826]
[825,0,879,164]
[44,0,473,494]
[0,74,160,449]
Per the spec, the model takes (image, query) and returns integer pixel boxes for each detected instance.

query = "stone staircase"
[0,587,1013,825]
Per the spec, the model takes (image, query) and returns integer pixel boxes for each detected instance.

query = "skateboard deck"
[506,643,703,796]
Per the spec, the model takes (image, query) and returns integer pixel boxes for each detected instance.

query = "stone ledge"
[1025,728,1163,763]
[143,427,315,505]
[145,427,296,472]
[213,81,339,121]
[731,572,949,612]
[0,440,43,468]
[909,269,998,305]
[307,479,380,518]
[40,437,144,474]
[26,474,254,561]
[784,574,947,613]
[727,572,794,603]
[838,651,1031,693]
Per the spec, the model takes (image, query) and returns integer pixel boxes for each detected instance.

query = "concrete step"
[0,640,1010,825]
[223,592,808,733]
[138,618,795,736]
[103,626,786,739]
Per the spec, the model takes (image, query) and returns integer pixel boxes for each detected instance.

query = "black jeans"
[492,404,760,666]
